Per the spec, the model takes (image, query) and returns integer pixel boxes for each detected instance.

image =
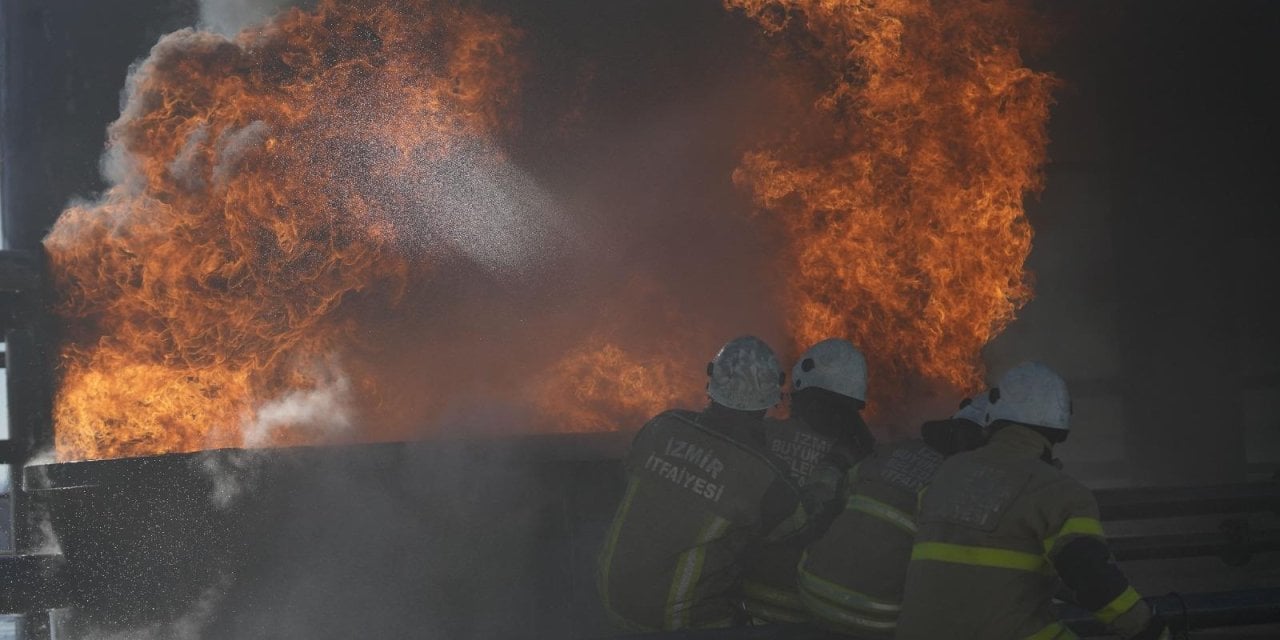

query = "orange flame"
[726,0,1056,413]
[45,0,1055,460]
[537,338,704,434]
[45,0,522,460]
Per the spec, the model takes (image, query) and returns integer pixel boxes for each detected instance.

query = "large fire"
[45,0,522,459]
[726,0,1057,417]
[45,0,1055,460]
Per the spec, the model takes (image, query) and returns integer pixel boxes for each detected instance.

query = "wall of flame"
[727,0,1057,420]
[44,0,1056,460]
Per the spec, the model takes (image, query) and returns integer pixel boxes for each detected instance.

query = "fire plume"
[45,0,522,460]
[726,0,1056,412]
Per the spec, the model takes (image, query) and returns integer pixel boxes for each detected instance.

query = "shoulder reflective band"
[1025,621,1078,640]
[1043,516,1106,554]
[797,566,901,613]
[1095,586,1142,624]
[665,515,731,628]
[847,494,917,534]
[912,542,1048,572]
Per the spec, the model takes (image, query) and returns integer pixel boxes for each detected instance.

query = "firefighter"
[742,338,877,624]
[597,335,808,631]
[921,391,993,456]
[794,391,993,637]
[897,362,1169,640]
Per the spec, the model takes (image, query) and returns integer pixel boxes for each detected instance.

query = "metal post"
[16,610,50,640]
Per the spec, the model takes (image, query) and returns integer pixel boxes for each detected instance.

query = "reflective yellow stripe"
[797,564,901,613]
[911,542,1047,572]
[1095,586,1142,624]
[800,588,898,634]
[743,580,805,611]
[665,515,730,628]
[743,597,811,624]
[1043,516,1106,554]
[1025,621,1077,640]
[598,477,640,618]
[847,494,917,534]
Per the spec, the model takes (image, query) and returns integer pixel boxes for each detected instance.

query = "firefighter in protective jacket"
[597,336,807,631]
[896,362,1169,640]
[742,338,876,624]
[794,391,992,636]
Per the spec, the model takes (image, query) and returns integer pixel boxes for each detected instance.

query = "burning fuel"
[44,0,1056,460]
[726,0,1057,421]
[46,0,523,459]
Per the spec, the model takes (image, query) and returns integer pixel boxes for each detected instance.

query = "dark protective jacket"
[762,415,860,493]
[896,425,1158,640]
[740,416,866,623]
[597,408,808,631]
[796,439,945,637]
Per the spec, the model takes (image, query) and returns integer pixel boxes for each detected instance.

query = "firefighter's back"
[896,426,1085,639]
[797,439,944,637]
[598,409,802,631]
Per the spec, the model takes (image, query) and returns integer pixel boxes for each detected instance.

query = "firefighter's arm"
[801,460,843,511]
[1043,482,1169,640]
[760,476,809,543]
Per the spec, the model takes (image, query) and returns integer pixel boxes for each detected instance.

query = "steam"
[168,125,210,189]
[242,358,353,447]
[197,0,301,37]
[72,580,228,640]
[196,449,266,509]
[17,454,65,556]
[212,121,271,186]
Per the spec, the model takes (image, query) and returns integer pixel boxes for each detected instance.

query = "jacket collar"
[987,424,1052,459]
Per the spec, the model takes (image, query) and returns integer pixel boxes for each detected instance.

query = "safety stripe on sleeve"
[847,494,917,535]
[911,542,1048,572]
[1025,621,1078,640]
[664,515,731,628]
[1094,586,1142,624]
[1043,516,1106,555]
[796,562,901,613]
[598,477,641,619]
